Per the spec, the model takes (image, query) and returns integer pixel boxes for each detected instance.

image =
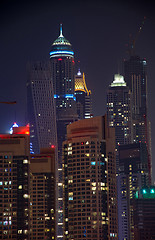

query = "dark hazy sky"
[0,0,155,180]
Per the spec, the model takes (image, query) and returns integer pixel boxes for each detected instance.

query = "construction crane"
[127,17,146,56]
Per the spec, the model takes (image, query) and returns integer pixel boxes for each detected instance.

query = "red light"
[58,58,62,61]
[72,60,75,64]
[51,145,55,148]
[13,126,30,135]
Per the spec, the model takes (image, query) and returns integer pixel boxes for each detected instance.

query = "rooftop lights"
[111,74,127,87]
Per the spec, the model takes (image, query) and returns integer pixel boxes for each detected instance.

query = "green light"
[135,191,138,199]
[151,189,155,194]
[143,189,147,194]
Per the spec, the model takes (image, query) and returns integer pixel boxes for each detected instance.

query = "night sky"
[0,0,155,180]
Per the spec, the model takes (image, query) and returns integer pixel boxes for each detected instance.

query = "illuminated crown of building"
[50,24,74,58]
[75,70,91,95]
[110,74,126,87]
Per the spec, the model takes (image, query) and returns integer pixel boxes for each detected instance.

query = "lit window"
[23,159,29,164]
[23,194,29,198]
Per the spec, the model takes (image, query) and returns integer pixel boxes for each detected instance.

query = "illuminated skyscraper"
[50,25,77,239]
[124,56,147,123]
[27,61,57,154]
[63,116,118,240]
[0,126,30,240]
[124,55,152,183]
[50,24,77,158]
[118,142,149,240]
[131,186,155,240]
[107,74,132,172]
[30,148,56,240]
[75,69,92,119]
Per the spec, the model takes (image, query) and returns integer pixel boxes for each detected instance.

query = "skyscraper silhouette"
[27,61,57,154]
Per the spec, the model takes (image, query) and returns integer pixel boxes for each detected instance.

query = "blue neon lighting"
[65,94,74,98]
[91,162,96,165]
[54,94,76,100]
[50,50,74,56]
[69,197,73,200]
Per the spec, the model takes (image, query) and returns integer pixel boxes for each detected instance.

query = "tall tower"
[0,126,30,240]
[107,74,132,172]
[50,24,77,158]
[124,56,152,183]
[30,148,56,240]
[27,61,57,154]
[63,116,118,240]
[118,142,149,240]
[50,25,77,239]
[75,69,92,119]
[124,56,149,146]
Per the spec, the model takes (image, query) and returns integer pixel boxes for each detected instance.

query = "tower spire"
[60,23,63,37]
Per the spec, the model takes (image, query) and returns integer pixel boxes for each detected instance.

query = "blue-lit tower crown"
[50,24,74,58]
[50,24,76,103]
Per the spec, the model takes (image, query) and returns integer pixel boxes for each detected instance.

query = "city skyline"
[0,0,155,181]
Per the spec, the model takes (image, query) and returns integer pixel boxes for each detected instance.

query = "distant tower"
[107,74,132,172]
[50,24,77,239]
[27,61,57,154]
[63,116,118,239]
[75,69,92,119]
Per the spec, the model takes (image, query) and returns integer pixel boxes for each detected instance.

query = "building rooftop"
[110,74,127,87]
[50,24,74,58]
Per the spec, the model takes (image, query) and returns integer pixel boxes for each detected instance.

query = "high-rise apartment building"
[75,69,92,119]
[0,126,30,239]
[107,74,132,172]
[63,116,118,240]
[27,61,57,154]
[131,186,155,240]
[30,148,56,240]
[118,142,149,240]
[124,55,152,183]
[50,25,78,239]
[124,56,147,122]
